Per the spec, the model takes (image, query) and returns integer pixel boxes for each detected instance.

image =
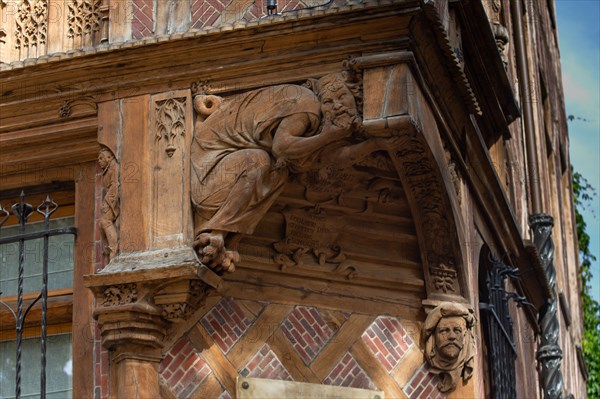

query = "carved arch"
[353,52,469,305]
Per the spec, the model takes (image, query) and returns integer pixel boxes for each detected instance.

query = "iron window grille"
[0,192,76,399]
[479,257,529,399]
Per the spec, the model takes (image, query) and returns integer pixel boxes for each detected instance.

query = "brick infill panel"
[240,343,293,381]
[403,363,445,399]
[281,306,336,365]
[323,352,377,391]
[201,297,259,354]
[361,316,413,373]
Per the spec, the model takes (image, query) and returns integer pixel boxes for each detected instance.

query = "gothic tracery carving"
[67,0,102,38]
[15,0,48,50]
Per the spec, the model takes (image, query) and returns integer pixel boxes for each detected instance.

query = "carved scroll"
[15,0,48,50]
[155,97,186,157]
[67,0,102,38]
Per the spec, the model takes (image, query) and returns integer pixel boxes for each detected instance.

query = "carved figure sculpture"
[98,146,119,261]
[423,302,475,393]
[191,70,396,273]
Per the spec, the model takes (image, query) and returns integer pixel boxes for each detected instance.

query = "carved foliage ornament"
[393,133,460,295]
[102,284,137,307]
[15,0,48,49]
[67,0,102,38]
[155,97,186,157]
[423,302,476,393]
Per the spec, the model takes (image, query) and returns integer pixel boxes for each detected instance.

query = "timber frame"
[0,0,559,397]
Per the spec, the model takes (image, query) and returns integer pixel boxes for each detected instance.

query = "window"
[0,190,75,399]
[479,249,518,398]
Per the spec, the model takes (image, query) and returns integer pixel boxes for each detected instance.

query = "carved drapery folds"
[155,97,186,157]
[98,145,120,262]
[67,0,102,38]
[423,302,476,393]
[530,214,564,399]
[190,66,405,274]
[15,0,47,50]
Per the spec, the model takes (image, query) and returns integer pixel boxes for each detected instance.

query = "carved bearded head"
[423,302,475,393]
[305,73,362,132]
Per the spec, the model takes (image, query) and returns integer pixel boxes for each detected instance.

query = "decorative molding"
[67,0,102,38]
[15,0,48,50]
[155,97,186,157]
[385,129,462,297]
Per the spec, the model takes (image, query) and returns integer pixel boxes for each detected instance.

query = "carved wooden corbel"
[84,250,221,397]
[423,301,476,393]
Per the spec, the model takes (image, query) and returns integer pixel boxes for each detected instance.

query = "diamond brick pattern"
[281,306,336,365]
[323,352,377,391]
[160,337,212,397]
[361,316,414,373]
[217,390,233,399]
[192,0,230,29]
[241,343,293,381]
[201,297,257,354]
[403,364,445,399]
[132,0,154,39]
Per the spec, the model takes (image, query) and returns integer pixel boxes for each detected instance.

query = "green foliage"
[572,168,600,396]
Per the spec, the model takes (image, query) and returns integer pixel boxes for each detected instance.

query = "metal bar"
[479,302,518,354]
[38,197,56,399]
[0,227,77,244]
[12,191,32,399]
[0,192,70,399]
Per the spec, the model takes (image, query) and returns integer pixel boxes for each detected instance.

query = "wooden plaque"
[237,377,384,399]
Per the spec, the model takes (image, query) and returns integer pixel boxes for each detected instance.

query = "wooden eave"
[453,0,521,140]
[408,7,547,312]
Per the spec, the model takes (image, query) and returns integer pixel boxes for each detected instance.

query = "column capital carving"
[84,247,221,350]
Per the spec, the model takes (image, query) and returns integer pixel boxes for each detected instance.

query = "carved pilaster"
[530,213,564,399]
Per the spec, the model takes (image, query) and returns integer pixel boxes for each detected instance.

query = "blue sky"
[556,1,600,302]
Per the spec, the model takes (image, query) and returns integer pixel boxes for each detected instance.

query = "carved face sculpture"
[319,80,358,128]
[434,316,467,362]
[98,149,112,169]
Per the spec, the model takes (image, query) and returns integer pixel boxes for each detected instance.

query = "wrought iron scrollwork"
[0,191,76,399]
[479,257,525,398]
